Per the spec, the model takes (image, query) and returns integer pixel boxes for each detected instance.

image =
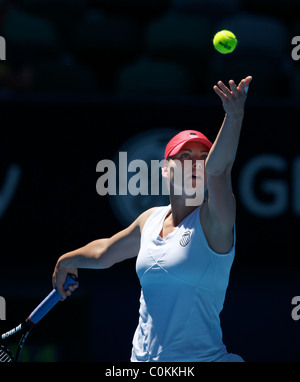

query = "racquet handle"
[28,274,78,325]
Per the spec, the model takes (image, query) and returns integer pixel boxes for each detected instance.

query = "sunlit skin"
[160,142,208,240]
[167,141,209,190]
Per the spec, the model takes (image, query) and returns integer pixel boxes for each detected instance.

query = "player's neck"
[169,195,199,226]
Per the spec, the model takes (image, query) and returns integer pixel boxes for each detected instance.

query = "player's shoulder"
[136,206,159,232]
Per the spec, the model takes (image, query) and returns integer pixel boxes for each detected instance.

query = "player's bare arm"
[52,207,157,298]
[201,76,252,253]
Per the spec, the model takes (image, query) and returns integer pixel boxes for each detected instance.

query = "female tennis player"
[52,75,252,362]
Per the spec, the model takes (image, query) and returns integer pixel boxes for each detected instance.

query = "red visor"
[164,130,212,160]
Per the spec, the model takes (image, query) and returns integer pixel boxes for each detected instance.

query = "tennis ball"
[213,30,237,54]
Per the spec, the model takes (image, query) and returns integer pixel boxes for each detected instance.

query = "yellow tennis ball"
[213,30,237,54]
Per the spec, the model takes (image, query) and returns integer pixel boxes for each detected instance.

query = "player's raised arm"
[200,76,252,253]
[206,76,252,176]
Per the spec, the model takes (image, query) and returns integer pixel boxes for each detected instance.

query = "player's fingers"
[59,284,68,299]
[244,76,252,93]
[244,75,253,84]
[213,85,227,101]
[216,81,232,98]
[68,283,79,292]
[229,80,239,96]
[238,76,252,94]
[53,272,68,299]
[59,290,67,301]
[236,79,246,96]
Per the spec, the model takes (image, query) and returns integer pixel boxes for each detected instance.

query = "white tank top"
[131,204,242,362]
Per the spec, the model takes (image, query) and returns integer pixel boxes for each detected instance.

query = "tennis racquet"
[0,273,78,362]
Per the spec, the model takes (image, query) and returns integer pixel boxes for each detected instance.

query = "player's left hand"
[213,76,252,117]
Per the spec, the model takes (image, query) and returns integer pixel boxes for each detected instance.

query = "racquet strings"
[0,345,14,362]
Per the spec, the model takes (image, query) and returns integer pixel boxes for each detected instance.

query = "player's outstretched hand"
[52,264,79,301]
[213,76,252,117]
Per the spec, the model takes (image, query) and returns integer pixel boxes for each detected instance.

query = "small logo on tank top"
[179,230,191,247]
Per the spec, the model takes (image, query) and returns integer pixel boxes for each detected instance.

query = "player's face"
[171,141,208,165]
[164,142,209,195]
